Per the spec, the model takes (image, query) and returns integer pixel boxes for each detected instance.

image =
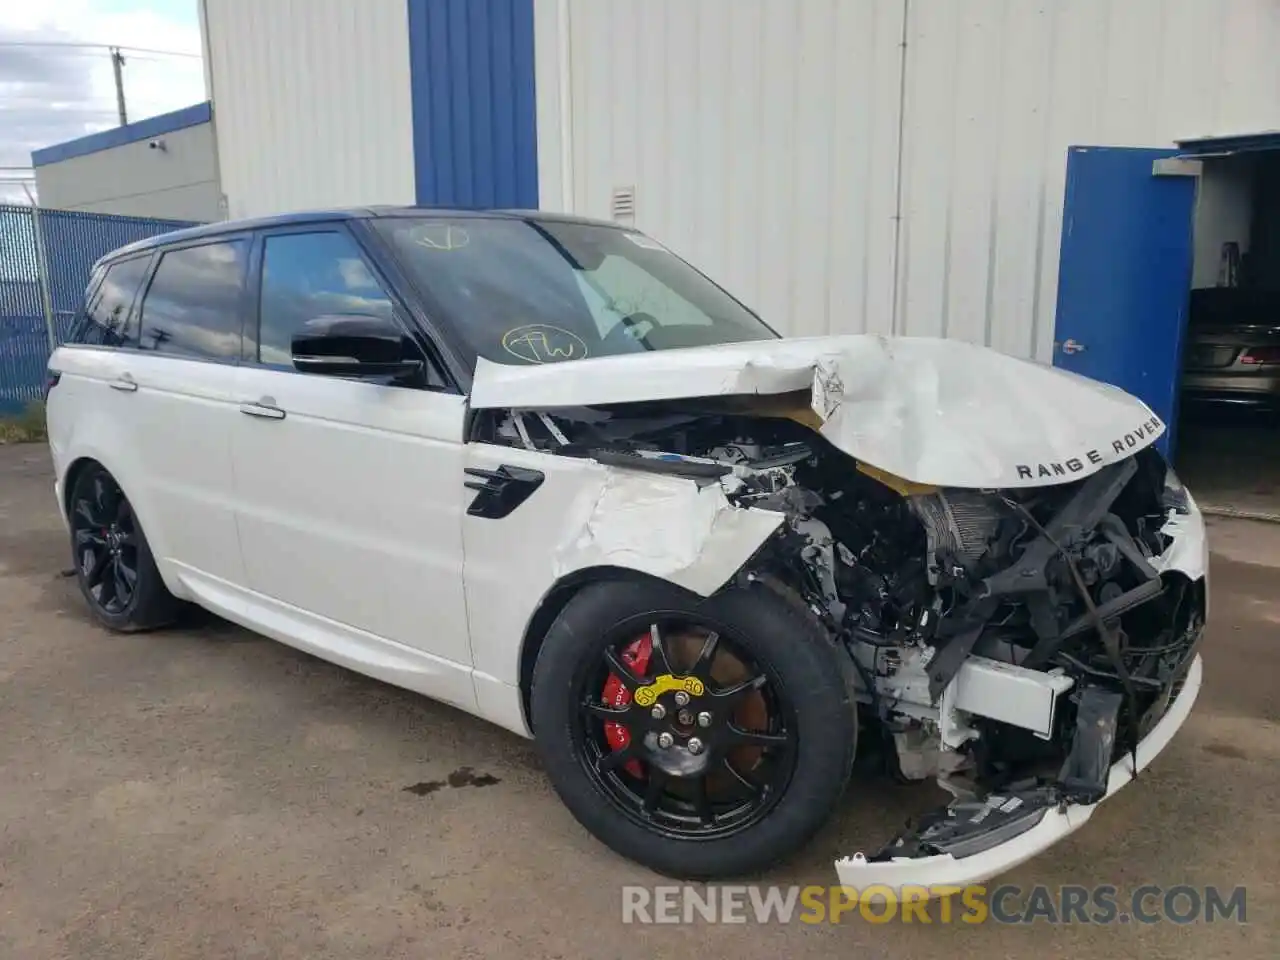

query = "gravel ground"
[0,444,1275,958]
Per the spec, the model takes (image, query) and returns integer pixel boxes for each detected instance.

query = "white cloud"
[1,0,205,203]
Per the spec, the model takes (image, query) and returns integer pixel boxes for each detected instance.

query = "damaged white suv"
[46,208,1206,891]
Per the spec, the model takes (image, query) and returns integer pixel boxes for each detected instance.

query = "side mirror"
[291,315,423,380]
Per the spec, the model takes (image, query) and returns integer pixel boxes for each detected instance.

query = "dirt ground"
[0,444,1276,959]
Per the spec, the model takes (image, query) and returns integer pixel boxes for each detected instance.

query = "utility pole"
[110,47,127,125]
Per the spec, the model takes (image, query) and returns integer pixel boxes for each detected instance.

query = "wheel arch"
[61,455,100,518]
[60,453,183,599]
[517,565,700,734]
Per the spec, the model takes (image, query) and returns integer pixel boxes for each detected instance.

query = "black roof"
[105,205,625,261]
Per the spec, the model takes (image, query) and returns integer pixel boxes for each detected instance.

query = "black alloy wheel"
[531,578,857,879]
[576,617,797,840]
[72,468,140,615]
[67,464,178,631]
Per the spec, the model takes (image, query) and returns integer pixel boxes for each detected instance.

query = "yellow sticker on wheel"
[633,674,705,707]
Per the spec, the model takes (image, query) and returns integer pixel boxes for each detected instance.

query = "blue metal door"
[1053,146,1198,455]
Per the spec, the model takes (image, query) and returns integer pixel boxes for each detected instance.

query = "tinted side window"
[72,256,150,347]
[137,241,246,360]
[254,231,395,365]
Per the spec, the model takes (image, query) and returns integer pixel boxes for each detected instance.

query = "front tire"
[531,577,857,878]
[68,464,178,632]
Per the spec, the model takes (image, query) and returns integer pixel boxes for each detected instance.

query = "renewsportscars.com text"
[621,884,1247,925]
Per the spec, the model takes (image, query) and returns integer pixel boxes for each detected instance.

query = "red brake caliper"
[601,633,652,777]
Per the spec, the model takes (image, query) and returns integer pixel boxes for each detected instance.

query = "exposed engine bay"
[474,397,1206,864]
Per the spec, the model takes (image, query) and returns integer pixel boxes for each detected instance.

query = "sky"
[0,0,206,203]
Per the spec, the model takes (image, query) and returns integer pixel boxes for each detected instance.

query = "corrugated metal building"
[198,0,1280,450]
[32,104,222,222]
[199,0,1280,346]
[200,0,538,216]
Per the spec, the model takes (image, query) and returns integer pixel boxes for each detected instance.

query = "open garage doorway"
[1175,140,1280,520]
[1052,138,1280,522]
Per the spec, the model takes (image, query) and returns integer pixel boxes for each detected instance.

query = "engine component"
[1081,540,1120,583]
[889,725,969,783]
[910,490,1004,581]
[980,459,1138,600]
[791,517,846,623]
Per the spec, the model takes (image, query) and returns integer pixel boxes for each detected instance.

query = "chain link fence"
[0,204,199,413]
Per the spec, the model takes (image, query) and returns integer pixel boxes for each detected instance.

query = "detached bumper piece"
[868,786,1058,863]
[835,655,1202,895]
[869,685,1123,864]
[1058,685,1124,804]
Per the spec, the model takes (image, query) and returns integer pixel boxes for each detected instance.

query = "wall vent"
[611,185,636,224]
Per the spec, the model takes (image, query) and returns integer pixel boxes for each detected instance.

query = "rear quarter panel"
[46,346,181,589]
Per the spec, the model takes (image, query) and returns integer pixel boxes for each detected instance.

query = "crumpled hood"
[470,334,1165,489]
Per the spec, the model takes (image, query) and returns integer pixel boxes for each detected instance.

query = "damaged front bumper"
[835,652,1202,895]
[834,476,1209,896]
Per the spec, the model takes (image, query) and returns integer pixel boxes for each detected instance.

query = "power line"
[118,45,200,60]
[124,54,202,65]
[0,41,200,59]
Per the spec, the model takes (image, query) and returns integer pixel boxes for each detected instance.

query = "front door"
[1053,146,1199,455]
[229,225,474,706]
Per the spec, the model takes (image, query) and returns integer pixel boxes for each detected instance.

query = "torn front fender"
[461,442,783,700]
[553,468,783,596]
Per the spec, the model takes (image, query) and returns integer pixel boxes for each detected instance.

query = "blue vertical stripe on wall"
[407,0,539,209]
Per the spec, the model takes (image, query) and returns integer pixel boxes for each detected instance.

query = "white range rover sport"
[46,208,1207,892]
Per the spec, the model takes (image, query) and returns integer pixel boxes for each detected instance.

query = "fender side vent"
[464,465,545,519]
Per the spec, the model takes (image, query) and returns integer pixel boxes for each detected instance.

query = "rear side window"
[73,256,150,347]
[252,231,395,365]
[137,241,247,360]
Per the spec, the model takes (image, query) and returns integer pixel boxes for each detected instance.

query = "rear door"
[228,224,474,707]
[1053,146,1199,455]
[126,237,252,585]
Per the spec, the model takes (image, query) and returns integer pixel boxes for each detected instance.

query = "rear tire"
[68,464,179,632]
[531,577,857,878]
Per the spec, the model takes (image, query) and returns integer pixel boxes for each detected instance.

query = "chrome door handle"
[239,401,286,420]
[1056,338,1087,355]
[109,374,138,392]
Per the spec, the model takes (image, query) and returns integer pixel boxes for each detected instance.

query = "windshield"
[374,217,777,364]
